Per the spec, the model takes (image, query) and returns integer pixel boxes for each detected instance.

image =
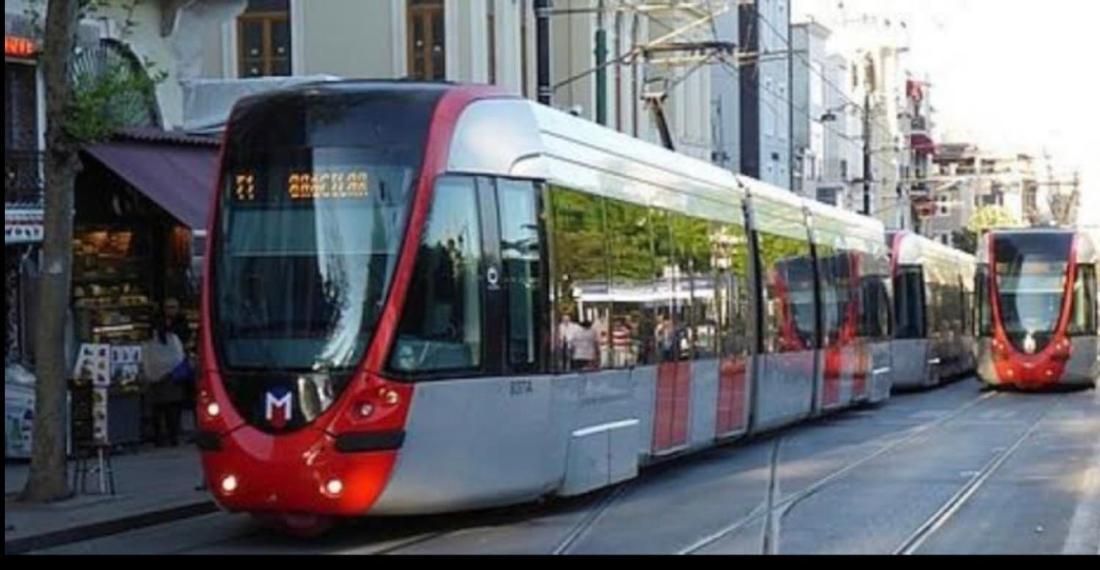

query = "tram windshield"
[212,88,442,371]
[993,233,1073,346]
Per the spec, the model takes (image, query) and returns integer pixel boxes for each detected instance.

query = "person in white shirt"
[142,313,186,447]
[559,313,583,369]
[571,321,600,371]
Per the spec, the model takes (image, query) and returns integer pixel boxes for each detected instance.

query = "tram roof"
[227,81,887,248]
[891,231,976,267]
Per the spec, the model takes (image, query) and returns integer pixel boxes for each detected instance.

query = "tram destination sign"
[232,169,370,202]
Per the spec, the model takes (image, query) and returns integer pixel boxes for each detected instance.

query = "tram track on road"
[893,397,1061,555]
[679,387,1000,554]
[551,482,632,554]
[356,481,634,555]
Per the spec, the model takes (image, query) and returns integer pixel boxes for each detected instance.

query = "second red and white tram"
[976,229,1100,388]
[196,82,895,531]
[887,231,977,388]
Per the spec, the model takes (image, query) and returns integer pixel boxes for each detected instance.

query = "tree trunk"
[20,0,81,504]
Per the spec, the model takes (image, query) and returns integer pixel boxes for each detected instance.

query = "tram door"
[476,177,548,375]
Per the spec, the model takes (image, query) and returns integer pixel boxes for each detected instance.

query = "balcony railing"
[5,150,44,207]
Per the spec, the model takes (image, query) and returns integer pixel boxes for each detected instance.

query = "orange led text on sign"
[5,36,39,58]
[288,171,369,200]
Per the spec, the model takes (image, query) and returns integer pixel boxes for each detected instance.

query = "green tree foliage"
[952,228,978,254]
[967,205,1024,234]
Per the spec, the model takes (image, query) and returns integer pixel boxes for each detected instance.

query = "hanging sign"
[5,36,39,58]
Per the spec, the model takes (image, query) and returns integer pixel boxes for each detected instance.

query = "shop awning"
[83,128,220,229]
[910,133,936,155]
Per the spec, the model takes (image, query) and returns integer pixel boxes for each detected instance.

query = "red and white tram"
[976,229,1100,389]
[887,231,977,388]
[196,82,895,532]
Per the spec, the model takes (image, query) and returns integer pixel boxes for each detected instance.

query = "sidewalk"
[5,445,216,554]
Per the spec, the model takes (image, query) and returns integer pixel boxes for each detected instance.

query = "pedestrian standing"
[142,313,186,447]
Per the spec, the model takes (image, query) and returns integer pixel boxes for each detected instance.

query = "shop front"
[5,209,43,459]
[5,23,44,458]
[70,128,218,448]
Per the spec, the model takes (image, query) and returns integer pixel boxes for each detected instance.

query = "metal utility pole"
[536,0,553,106]
[862,90,873,216]
[595,0,608,125]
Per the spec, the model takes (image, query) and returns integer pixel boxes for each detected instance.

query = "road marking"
[1063,417,1100,555]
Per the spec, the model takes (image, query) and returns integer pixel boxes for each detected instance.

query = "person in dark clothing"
[163,297,197,408]
[163,297,191,347]
[143,311,186,447]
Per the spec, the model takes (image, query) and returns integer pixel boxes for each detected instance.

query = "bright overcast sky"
[793,0,1100,226]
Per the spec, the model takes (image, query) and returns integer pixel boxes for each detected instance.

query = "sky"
[793,0,1100,227]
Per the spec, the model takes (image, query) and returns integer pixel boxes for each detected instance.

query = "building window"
[408,0,446,81]
[237,0,291,78]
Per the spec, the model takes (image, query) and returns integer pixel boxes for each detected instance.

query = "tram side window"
[1068,264,1097,336]
[859,254,892,342]
[894,266,925,339]
[497,179,545,372]
[714,222,753,358]
[959,277,971,336]
[875,276,893,340]
[759,231,817,353]
[928,281,944,336]
[682,216,718,359]
[550,187,610,372]
[390,177,483,375]
[976,265,992,336]
[944,281,960,335]
[654,212,699,361]
[606,199,655,368]
[652,210,682,362]
[815,243,844,348]
[946,280,959,334]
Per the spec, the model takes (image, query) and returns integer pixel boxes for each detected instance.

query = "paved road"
[35,379,1100,555]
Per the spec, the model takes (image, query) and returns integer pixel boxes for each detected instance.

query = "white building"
[820,52,863,211]
[711,8,740,173]
[174,0,715,162]
[789,3,913,229]
[790,21,829,200]
[739,0,791,189]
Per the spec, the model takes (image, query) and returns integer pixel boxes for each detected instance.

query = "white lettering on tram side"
[509,380,534,397]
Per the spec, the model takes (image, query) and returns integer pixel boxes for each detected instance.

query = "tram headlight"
[357,403,374,418]
[206,402,220,418]
[221,474,238,494]
[325,479,343,496]
[379,388,400,406]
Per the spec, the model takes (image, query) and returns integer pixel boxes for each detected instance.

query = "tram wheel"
[255,513,337,538]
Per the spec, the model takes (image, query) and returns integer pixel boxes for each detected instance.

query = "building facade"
[711,7,740,173]
[739,0,792,189]
[819,52,862,210]
[905,77,936,234]
[790,20,830,200]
